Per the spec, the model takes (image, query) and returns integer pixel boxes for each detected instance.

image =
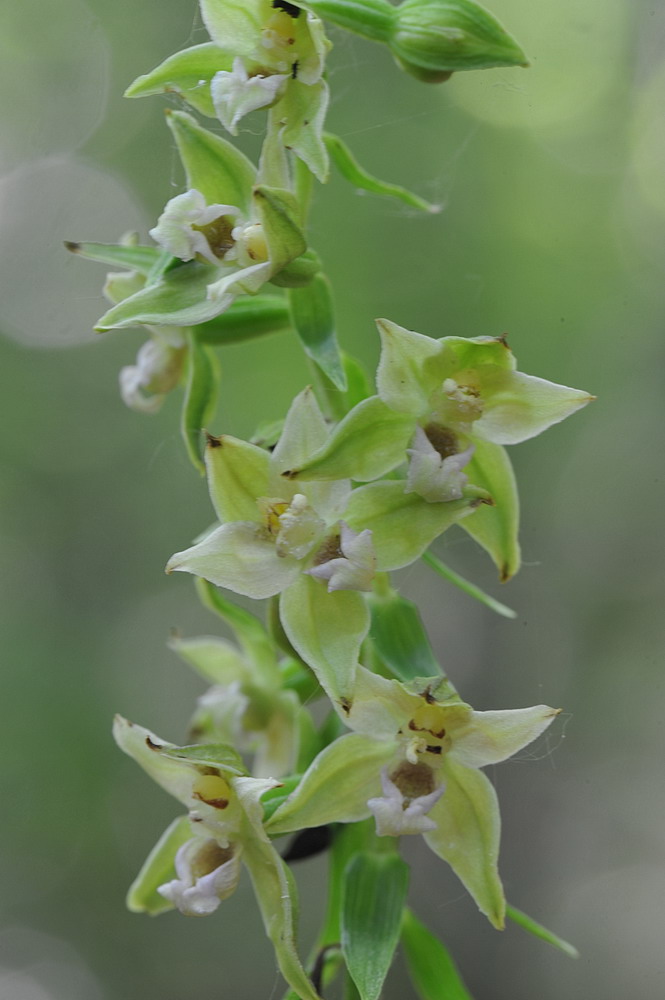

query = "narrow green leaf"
[288,275,346,391]
[195,295,291,344]
[125,43,231,118]
[126,816,192,916]
[64,240,162,276]
[166,110,256,211]
[506,904,579,959]
[342,852,410,1000]
[159,742,248,775]
[325,133,439,213]
[195,577,278,684]
[401,909,474,1000]
[181,331,219,474]
[369,591,442,681]
[422,551,517,619]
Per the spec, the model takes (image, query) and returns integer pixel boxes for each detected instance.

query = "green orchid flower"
[125,0,332,180]
[266,667,560,928]
[166,388,487,700]
[287,318,593,579]
[94,112,306,333]
[170,632,303,778]
[113,716,321,1000]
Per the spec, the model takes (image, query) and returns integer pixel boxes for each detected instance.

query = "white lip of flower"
[119,337,185,414]
[405,425,475,503]
[149,189,242,266]
[367,765,446,837]
[212,58,289,135]
[158,836,243,917]
[306,522,377,593]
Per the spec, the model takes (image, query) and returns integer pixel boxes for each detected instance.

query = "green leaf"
[159,742,248,775]
[342,852,410,1000]
[288,275,346,391]
[196,294,292,344]
[95,260,222,331]
[458,440,520,581]
[181,331,219,474]
[279,574,369,701]
[345,481,490,571]
[369,591,442,682]
[422,551,517,619]
[166,110,256,211]
[401,909,474,1000]
[506,904,579,959]
[64,240,162,277]
[125,43,231,118]
[325,132,439,213]
[284,396,415,482]
[126,816,192,916]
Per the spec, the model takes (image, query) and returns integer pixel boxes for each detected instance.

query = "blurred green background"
[1,0,664,997]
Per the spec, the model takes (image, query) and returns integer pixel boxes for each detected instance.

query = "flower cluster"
[70,0,592,996]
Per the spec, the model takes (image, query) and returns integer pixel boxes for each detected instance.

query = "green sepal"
[195,294,292,344]
[259,774,303,824]
[126,816,192,916]
[254,185,308,274]
[64,240,163,277]
[94,260,221,331]
[424,757,504,928]
[241,833,322,1000]
[284,396,415,482]
[181,331,219,474]
[288,275,346,391]
[401,909,474,1000]
[279,574,369,701]
[344,481,491,571]
[324,132,439,213]
[266,734,394,835]
[125,43,230,118]
[158,742,248,775]
[271,249,322,288]
[168,634,249,686]
[369,591,442,682]
[506,904,579,959]
[196,577,278,682]
[166,110,256,211]
[342,852,410,1000]
[458,440,520,581]
[204,432,271,523]
[279,79,330,182]
[422,551,516,619]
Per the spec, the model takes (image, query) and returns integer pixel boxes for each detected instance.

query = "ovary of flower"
[149,189,242,265]
[306,522,376,593]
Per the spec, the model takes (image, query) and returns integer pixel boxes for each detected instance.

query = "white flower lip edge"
[306,522,377,592]
[149,189,242,265]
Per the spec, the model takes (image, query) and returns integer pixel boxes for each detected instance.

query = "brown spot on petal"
[145,736,163,751]
[272,0,301,16]
[423,423,459,460]
[205,431,222,448]
[193,791,229,809]
[63,240,80,253]
[390,761,436,802]
[340,697,352,715]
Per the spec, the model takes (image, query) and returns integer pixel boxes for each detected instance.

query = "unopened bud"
[389,0,528,80]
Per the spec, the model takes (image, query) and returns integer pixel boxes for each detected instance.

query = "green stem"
[422,550,517,619]
[304,0,394,42]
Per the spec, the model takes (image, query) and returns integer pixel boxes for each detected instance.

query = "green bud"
[390,0,528,80]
